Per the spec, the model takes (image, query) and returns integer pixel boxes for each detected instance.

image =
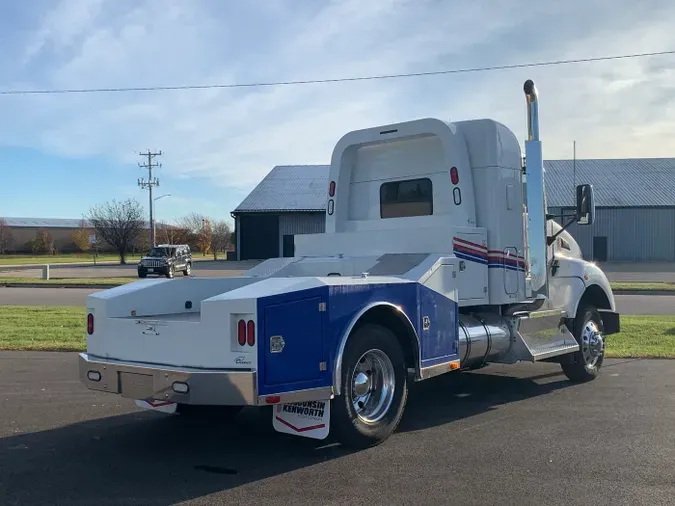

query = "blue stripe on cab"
[454,251,488,265]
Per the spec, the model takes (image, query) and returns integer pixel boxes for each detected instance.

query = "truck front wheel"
[332,323,408,449]
[561,305,605,382]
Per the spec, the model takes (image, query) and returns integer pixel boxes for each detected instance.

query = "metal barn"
[232,159,675,262]
[231,165,327,260]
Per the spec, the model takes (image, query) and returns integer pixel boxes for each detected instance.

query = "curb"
[0,259,240,271]
[0,261,121,271]
[1,283,124,289]
[612,290,675,296]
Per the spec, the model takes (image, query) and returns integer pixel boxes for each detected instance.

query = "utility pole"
[573,141,577,203]
[138,150,162,247]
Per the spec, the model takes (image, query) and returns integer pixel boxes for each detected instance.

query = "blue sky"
[1,0,675,226]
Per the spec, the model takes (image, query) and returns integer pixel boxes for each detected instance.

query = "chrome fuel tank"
[458,314,513,369]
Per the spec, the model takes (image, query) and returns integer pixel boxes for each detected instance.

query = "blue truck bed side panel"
[257,281,459,396]
[418,284,460,367]
[257,286,330,396]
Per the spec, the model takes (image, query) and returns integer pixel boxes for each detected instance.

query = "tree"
[0,218,13,253]
[156,221,190,245]
[133,228,151,255]
[71,220,92,253]
[211,220,232,260]
[87,198,144,264]
[32,230,54,255]
[178,213,212,256]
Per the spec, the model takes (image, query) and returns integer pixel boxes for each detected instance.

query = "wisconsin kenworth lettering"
[281,401,325,418]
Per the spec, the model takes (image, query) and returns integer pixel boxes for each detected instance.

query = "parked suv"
[137,244,192,279]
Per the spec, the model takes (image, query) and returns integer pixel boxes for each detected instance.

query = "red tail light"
[87,313,94,335]
[237,319,246,346]
[246,320,255,346]
[329,180,336,197]
[450,167,459,185]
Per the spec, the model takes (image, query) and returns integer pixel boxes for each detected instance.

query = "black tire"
[183,262,191,276]
[166,265,175,279]
[561,305,605,382]
[176,404,243,420]
[331,323,408,449]
[138,270,147,278]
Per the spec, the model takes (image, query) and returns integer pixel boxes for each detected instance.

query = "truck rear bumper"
[79,353,258,406]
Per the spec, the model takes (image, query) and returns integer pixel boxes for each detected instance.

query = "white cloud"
[3,0,675,203]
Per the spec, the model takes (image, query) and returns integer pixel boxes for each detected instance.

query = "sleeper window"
[380,178,433,219]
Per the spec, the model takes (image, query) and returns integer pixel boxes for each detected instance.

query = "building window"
[380,178,433,219]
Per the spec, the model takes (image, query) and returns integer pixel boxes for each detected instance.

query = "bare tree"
[178,213,212,256]
[133,227,151,257]
[156,221,190,245]
[211,220,232,260]
[87,198,144,264]
[0,218,13,253]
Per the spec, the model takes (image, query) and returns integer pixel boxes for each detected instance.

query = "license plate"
[147,268,154,272]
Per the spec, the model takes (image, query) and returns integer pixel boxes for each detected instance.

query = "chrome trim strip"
[257,386,334,405]
[419,359,460,380]
[333,302,421,396]
[523,308,566,319]
[79,353,258,406]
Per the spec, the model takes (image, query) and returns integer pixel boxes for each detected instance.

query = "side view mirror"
[576,184,595,226]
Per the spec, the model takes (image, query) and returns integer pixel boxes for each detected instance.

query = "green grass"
[610,282,675,292]
[0,277,132,286]
[1,307,674,358]
[608,315,675,358]
[0,306,86,351]
[0,253,139,266]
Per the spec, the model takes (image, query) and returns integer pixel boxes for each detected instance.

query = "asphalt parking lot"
[1,353,673,506]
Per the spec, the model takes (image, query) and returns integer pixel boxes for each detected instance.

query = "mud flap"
[272,400,331,440]
[135,399,178,413]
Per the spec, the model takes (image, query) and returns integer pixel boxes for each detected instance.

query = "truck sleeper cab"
[79,79,619,449]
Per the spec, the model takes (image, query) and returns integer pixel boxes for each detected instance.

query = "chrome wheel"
[185,263,191,275]
[581,320,604,367]
[351,349,396,424]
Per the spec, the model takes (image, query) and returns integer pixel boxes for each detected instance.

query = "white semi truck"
[79,80,619,449]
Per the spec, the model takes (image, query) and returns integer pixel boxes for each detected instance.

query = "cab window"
[380,178,433,219]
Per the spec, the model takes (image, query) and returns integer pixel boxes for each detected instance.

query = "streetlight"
[153,194,171,246]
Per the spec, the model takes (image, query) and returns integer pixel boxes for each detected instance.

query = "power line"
[1,49,674,96]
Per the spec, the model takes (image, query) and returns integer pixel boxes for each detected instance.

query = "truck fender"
[333,302,421,396]
[572,283,613,313]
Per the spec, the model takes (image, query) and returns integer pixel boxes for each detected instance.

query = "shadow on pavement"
[0,365,573,505]
[398,366,570,433]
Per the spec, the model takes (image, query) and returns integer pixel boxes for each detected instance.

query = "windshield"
[147,247,175,257]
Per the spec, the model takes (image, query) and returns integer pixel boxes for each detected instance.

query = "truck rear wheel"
[561,305,605,382]
[332,323,408,449]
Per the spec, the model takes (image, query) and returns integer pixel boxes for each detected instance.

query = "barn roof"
[544,158,675,207]
[1,217,92,228]
[232,165,330,213]
[1,217,151,229]
[232,158,675,213]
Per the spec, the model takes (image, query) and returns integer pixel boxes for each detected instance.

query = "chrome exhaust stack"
[523,79,548,299]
